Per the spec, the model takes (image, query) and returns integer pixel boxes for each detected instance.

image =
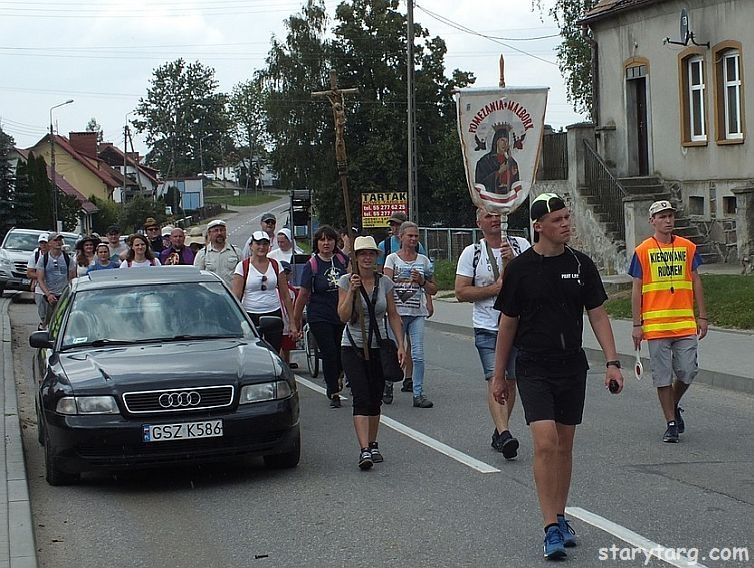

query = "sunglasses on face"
[263,220,276,224]
[147,227,160,232]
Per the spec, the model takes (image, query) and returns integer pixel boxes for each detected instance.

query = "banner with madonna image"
[455,87,548,215]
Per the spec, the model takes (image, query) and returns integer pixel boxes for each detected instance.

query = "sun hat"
[353,235,380,253]
[144,217,159,229]
[75,235,100,251]
[648,200,676,217]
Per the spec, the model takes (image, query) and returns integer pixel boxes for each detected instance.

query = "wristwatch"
[606,360,621,369]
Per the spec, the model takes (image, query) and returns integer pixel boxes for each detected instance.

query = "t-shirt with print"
[493,247,606,376]
[35,252,75,296]
[337,273,394,348]
[234,259,284,314]
[119,258,162,269]
[455,236,531,331]
[384,252,432,317]
[299,253,349,324]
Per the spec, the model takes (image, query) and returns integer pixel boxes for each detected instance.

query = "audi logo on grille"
[158,391,202,408]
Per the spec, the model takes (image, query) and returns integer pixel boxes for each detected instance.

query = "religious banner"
[455,87,548,215]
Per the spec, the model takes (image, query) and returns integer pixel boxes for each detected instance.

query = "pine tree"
[27,153,54,230]
[11,158,36,228]
[0,127,17,238]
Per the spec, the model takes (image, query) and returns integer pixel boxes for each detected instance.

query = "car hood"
[58,338,281,392]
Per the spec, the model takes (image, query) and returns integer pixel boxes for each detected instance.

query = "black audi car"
[29,267,300,485]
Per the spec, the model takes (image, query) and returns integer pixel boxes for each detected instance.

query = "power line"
[414,3,558,67]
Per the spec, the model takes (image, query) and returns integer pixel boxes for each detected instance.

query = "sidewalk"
[428,293,754,396]
[0,297,37,568]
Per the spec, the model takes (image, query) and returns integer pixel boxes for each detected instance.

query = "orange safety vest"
[635,235,698,340]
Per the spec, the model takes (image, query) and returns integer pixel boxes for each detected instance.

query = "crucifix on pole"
[311,70,368,358]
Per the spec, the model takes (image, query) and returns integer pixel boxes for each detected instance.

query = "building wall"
[592,0,753,223]
[31,141,111,202]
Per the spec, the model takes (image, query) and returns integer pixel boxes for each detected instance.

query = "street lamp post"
[49,99,74,232]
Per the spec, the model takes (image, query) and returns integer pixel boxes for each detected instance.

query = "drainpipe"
[582,25,599,127]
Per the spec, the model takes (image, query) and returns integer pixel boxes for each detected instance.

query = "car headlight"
[239,381,292,404]
[55,396,120,415]
[0,252,10,266]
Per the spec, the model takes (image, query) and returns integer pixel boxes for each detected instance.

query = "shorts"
[648,336,698,387]
[515,370,587,426]
[474,328,516,380]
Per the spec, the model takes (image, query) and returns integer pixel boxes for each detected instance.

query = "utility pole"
[49,99,73,232]
[406,0,418,223]
[123,117,129,201]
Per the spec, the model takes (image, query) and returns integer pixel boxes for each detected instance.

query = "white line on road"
[567,507,709,568]
[295,375,500,474]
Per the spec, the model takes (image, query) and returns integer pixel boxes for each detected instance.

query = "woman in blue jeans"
[293,225,350,408]
[383,221,437,408]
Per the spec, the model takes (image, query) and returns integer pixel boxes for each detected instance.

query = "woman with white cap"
[231,231,297,352]
[337,235,405,470]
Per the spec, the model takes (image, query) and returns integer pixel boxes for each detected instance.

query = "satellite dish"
[680,8,690,44]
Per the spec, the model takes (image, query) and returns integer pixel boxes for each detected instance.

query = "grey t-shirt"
[35,252,74,296]
[337,273,394,348]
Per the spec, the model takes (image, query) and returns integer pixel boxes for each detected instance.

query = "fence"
[539,132,568,180]
[583,139,627,241]
[418,227,529,263]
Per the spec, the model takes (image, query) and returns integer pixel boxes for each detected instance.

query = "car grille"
[12,261,28,276]
[122,386,234,414]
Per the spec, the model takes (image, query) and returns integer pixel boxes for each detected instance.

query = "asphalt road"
[9,291,753,567]
[219,194,292,251]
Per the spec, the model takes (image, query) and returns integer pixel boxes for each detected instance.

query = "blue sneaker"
[557,515,577,547]
[543,525,567,560]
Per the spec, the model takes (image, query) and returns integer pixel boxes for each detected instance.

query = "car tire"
[263,430,301,469]
[44,432,79,486]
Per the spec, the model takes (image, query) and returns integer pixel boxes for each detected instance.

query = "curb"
[426,319,754,396]
[1,296,38,568]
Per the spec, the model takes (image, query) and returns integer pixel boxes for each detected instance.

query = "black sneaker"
[369,442,383,463]
[675,405,685,434]
[400,378,413,392]
[663,421,679,443]
[497,430,519,460]
[413,395,433,408]
[382,383,393,405]
[358,448,373,470]
[329,394,342,409]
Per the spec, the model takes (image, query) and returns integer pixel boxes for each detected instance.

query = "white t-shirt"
[234,259,284,313]
[384,252,432,317]
[267,247,293,264]
[119,258,162,269]
[455,237,530,331]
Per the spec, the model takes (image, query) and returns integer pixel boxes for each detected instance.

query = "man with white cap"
[35,232,76,326]
[629,200,708,444]
[193,219,241,287]
[27,233,50,329]
[243,212,280,258]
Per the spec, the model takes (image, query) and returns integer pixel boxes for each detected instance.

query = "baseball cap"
[47,232,64,241]
[388,211,408,225]
[106,224,121,234]
[206,219,226,230]
[648,200,676,217]
[38,233,49,243]
[530,192,567,221]
[161,225,174,237]
[251,230,271,242]
[261,212,276,223]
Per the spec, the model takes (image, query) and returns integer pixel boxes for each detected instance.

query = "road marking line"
[295,375,500,474]
[567,507,708,568]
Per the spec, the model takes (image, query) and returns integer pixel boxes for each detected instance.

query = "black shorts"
[516,370,587,426]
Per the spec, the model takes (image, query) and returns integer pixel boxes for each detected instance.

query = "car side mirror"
[258,316,284,337]
[29,330,53,349]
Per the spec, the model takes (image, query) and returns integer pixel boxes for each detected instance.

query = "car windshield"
[61,281,255,350]
[2,232,77,252]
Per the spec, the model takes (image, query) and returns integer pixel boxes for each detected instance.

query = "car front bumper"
[44,396,300,474]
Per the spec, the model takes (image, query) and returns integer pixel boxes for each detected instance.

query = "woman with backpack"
[119,234,162,269]
[337,236,406,470]
[231,231,296,353]
[292,225,350,407]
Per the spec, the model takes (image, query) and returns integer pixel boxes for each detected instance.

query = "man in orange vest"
[629,200,708,443]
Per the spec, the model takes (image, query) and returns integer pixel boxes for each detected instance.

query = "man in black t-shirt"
[490,193,624,560]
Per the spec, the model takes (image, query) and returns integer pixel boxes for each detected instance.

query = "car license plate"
[143,419,223,442]
[21,278,30,286]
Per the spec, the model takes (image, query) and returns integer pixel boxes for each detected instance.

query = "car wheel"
[44,432,79,486]
[263,431,301,469]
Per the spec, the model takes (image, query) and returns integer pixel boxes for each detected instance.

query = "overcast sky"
[0,0,585,157]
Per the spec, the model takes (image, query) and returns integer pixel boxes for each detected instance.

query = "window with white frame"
[722,50,743,139]
[688,56,706,141]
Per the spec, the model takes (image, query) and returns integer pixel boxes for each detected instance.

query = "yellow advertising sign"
[361,192,408,228]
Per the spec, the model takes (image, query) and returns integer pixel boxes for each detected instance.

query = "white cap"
[38,233,50,243]
[648,200,676,217]
[251,230,271,242]
[161,225,174,236]
[206,219,227,230]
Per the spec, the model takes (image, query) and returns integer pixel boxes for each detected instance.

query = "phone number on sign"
[598,545,750,565]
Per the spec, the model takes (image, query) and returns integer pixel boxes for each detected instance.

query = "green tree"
[0,127,16,237]
[89,195,120,234]
[85,117,104,143]
[133,59,230,178]
[532,0,598,117]
[118,195,165,234]
[229,79,269,190]
[26,153,53,230]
